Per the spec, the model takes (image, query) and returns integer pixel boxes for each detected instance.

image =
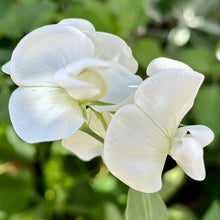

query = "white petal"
[10,25,94,86]
[170,137,205,180]
[135,70,204,137]
[176,125,214,147]
[53,68,100,100]
[1,61,11,74]
[93,63,143,112]
[58,18,95,33]
[62,130,103,161]
[95,32,138,73]
[104,104,169,193]
[147,57,192,76]
[65,58,109,77]
[9,87,84,143]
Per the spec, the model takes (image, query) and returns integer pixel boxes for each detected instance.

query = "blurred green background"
[0,0,220,219]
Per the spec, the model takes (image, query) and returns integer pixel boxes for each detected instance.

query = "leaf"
[104,202,124,220]
[202,200,220,220]
[125,188,168,220]
[132,38,163,71]
[168,204,198,220]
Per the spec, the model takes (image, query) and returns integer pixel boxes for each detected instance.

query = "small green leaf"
[125,188,168,220]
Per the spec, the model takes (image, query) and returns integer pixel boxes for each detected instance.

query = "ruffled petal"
[1,61,11,74]
[104,104,169,193]
[62,130,103,161]
[58,18,96,33]
[170,137,205,180]
[93,63,142,112]
[94,32,138,73]
[10,25,94,86]
[175,125,214,147]
[9,87,84,143]
[147,57,192,76]
[135,70,204,137]
[53,68,100,100]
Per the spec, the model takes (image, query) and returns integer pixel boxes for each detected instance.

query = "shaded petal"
[95,32,138,73]
[1,61,11,74]
[53,68,100,100]
[10,25,94,86]
[62,130,103,161]
[175,125,214,147]
[135,70,204,137]
[170,137,205,180]
[65,58,109,76]
[94,63,143,112]
[58,18,96,33]
[104,104,169,193]
[147,57,192,76]
[9,87,84,143]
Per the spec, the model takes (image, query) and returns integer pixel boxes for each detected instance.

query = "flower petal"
[10,25,94,86]
[9,87,84,143]
[175,125,214,147]
[1,61,11,74]
[58,18,96,33]
[53,68,100,100]
[104,104,169,193]
[62,130,103,161]
[147,57,192,76]
[170,137,205,180]
[94,63,142,112]
[135,70,204,137]
[94,32,138,73]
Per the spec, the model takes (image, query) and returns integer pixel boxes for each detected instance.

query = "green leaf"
[104,202,124,220]
[6,126,36,161]
[202,200,220,220]
[168,204,198,220]
[125,188,168,220]
[192,84,220,137]
[132,38,163,70]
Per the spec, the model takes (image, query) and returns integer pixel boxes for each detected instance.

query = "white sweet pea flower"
[104,57,214,193]
[2,18,142,144]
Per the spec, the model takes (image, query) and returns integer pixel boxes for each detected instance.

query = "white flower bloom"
[2,18,142,144]
[104,57,214,193]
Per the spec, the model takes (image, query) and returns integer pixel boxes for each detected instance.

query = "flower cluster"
[2,19,214,193]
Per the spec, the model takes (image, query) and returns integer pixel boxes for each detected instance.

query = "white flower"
[103,57,214,193]
[2,18,142,144]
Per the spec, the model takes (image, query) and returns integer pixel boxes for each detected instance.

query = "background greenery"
[0,0,220,219]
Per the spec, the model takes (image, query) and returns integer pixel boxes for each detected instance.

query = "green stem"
[80,124,104,144]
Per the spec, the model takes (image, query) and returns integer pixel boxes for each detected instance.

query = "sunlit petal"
[10,25,94,86]
[170,137,205,180]
[147,57,192,76]
[175,125,214,147]
[135,70,204,137]
[95,32,138,73]
[9,87,84,143]
[62,130,103,161]
[104,104,169,193]
[59,18,96,33]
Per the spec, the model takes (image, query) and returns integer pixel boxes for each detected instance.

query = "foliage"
[0,0,220,219]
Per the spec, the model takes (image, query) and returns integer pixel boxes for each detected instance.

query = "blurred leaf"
[125,188,168,220]
[175,47,213,74]
[6,126,36,161]
[51,140,73,156]
[0,93,10,122]
[0,0,56,38]
[168,204,198,220]
[202,200,220,220]
[0,169,33,214]
[160,166,185,201]
[133,38,163,70]
[193,84,220,137]
[104,202,124,220]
